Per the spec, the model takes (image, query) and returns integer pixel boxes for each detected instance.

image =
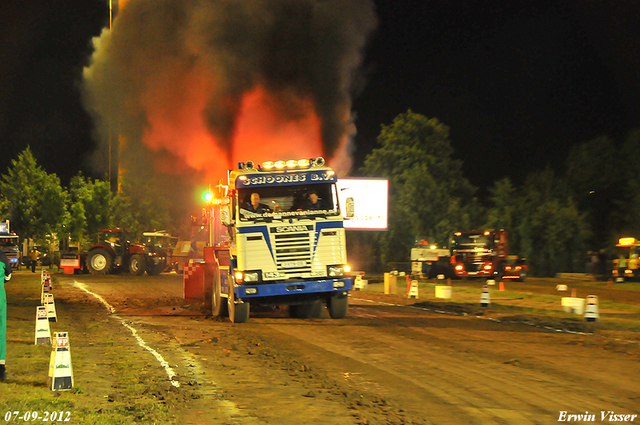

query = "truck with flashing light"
[0,221,21,270]
[208,157,354,323]
[612,236,640,282]
[449,230,526,281]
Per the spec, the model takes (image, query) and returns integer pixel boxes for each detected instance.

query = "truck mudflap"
[235,277,352,299]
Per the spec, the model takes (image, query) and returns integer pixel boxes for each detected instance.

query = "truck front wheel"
[129,254,146,275]
[212,273,228,318]
[228,290,249,323]
[328,292,348,319]
[87,249,113,275]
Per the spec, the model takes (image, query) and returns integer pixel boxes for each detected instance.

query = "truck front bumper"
[235,277,353,299]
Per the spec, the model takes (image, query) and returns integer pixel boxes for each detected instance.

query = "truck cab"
[211,157,353,322]
[0,221,21,270]
[450,230,509,278]
[612,237,640,282]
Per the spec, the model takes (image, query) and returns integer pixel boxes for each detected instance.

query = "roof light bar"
[256,157,324,170]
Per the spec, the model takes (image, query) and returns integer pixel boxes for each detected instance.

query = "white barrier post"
[408,280,419,299]
[48,332,74,391]
[480,285,491,307]
[584,295,599,322]
[45,293,57,323]
[34,306,52,345]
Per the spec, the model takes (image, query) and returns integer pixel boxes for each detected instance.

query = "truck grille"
[274,231,312,274]
[464,263,482,272]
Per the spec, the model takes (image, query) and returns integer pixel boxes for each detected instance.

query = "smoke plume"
[83,0,377,187]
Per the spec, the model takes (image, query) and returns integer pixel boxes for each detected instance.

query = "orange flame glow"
[140,74,324,183]
[231,85,323,166]
[140,68,231,182]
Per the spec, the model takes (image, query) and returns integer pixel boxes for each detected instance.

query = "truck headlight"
[328,265,347,277]
[235,271,260,283]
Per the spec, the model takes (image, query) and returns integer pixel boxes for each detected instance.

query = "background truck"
[0,220,21,270]
[612,236,640,282]
[206,157,354,323]
[449,229,526,281]
[410,241,451,279]
[85,228,168,276]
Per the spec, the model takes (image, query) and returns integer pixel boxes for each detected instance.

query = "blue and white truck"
[208,157,353,323]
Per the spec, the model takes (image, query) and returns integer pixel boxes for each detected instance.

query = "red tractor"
[85,228,168,276]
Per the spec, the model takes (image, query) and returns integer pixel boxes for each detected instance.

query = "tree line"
[357,110,640,276]
[2,112,638,276]
[0,147,175,252]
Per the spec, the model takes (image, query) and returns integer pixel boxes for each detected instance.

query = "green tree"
[618,129,640,240]
[485,177,521,254]
[0,147,68,243]
[517,169,590,276]
[565,135,624,249]
[362,110,478,266]
[67,174,113,247]
[113,174,172,238]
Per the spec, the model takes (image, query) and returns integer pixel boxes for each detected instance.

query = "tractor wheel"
[86,249,113,275]
[129,254,146,276]
[228,289,249,323]
[328,292,349,319]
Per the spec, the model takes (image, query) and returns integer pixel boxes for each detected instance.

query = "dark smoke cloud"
[83,0,377,179]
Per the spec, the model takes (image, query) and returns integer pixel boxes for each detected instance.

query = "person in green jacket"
[0,249,11,381]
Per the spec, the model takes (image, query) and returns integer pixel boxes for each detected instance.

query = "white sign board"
[336,178,388,230]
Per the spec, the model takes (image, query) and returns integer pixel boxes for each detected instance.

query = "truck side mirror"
[345,197,354,218]
[220,205,231,226]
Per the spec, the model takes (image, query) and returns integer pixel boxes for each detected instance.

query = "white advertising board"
[336,178,388,230]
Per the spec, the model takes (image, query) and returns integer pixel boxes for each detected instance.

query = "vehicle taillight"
[483,263,492,271]
[515,266,522,271]
[504,266,512,271]
[455,264,464,271]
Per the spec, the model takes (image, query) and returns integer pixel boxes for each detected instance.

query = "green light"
[204,192,213,202]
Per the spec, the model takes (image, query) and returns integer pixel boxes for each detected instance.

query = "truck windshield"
[0,237,19,249]
[142,236,178,248]
[238,183,340,222]
[452,234,494,250]
[615,245,639,260]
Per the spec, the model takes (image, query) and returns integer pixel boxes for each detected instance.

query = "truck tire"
[146,260,165,276]
[228,289,249,323]
[87,249,113,275]
[129,254,146,276]
[328,292,348,319]
[212,273,228,318]
[290,300,322,319]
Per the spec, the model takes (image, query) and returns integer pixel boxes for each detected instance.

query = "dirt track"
[6,272,640,424]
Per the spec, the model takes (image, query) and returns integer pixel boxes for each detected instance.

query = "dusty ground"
[3,271,640,424]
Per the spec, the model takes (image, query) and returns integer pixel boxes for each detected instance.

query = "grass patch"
[2,272,178,425]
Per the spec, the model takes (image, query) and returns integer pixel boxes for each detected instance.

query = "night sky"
[1,0,639,193]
